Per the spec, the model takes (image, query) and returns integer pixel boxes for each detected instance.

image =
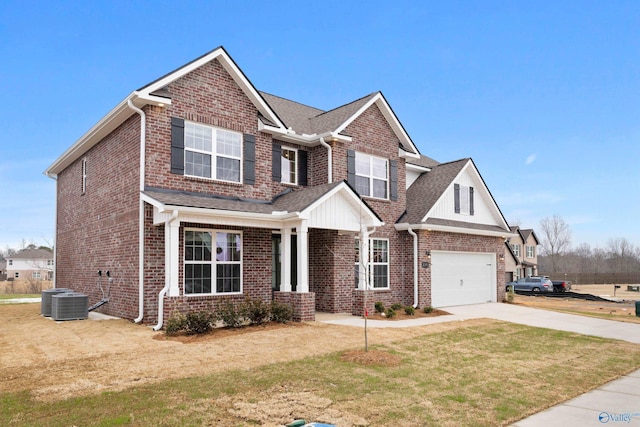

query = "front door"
[272,234,297,292]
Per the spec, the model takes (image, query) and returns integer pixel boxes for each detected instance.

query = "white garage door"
[431,251,496,307]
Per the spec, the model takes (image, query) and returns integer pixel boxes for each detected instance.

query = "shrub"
[164,312,187,336]
[244,297,271,326]
[505,285,515,303]
[423,306,433,314]
[374,301,385,313]
[385,307,396,318]
[390,303,403,311]
[185,311,214,335]
[404,306,415,315]
[271,300,293,323]
[216,300,247,328]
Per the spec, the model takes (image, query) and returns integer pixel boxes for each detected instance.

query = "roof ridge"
[311,92,378,120]
[259,91,326,114]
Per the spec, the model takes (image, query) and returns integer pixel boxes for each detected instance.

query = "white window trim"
[183,228,243,296]
[81,158,87,194]
[355,152,389,200]
[184,121,243,183]
[512,244,521,257]
[355,237,390,290]
[281,146,298,185]
[526,246,535,258]
[32,271,41,279]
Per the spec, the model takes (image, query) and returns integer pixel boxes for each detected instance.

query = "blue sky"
[1,0,638,251]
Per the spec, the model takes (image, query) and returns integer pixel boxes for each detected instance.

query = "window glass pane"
[373,265,388,288]
[216,157,240,182]
[185,123,212,152]
[459,185,470,214]
[355,153,370,175]
[372,179,387,199]
[185,151,212,178]
[372,157,387,179]
[185,263,212,294]
[216,232,241,261]
[355,176,370,196]
[372,240,388,263]
[216,264,240,293]
[185,231,212,261]
[281,149,296,184]
[216,130,241,157]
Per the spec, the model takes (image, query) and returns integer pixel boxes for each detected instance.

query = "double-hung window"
[526,246,535,258]
[512,244,521,257]
[184,122,242,183]
[281,148,297,184]
[184,230,242,295]
[354,238,389,289]
[355,153,388,199]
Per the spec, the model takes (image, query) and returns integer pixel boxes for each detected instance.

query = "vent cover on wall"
[41,288,72,317]
[51,292,89,321]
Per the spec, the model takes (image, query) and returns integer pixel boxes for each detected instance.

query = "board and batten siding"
[428,171,497,225]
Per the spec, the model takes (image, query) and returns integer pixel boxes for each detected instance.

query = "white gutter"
[407,227,419,308]
[127,100,147,324]
[153,209,179,331]
[395,222,513,239]
[319,137,332,183]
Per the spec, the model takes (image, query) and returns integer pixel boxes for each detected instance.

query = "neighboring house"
[506,227,539,279]
[5,249,54,281]
[0,260,6,281]
[45,46,513,328]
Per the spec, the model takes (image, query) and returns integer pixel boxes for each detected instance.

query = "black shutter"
[347,150,356,188]
[469,186,474,216]
[243,134,255,185]
[272,143,282,182]
[298,150,308,186]
[454,183,460,213]
[389,159,398,201]
[170,117,185,175]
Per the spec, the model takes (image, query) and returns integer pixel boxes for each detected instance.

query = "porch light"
[425,250,431,259]
[499,252,505,261]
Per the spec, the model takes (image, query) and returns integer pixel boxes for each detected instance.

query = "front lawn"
[3,321,639,426]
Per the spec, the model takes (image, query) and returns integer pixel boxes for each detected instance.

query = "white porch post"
[281,227,292,292]
[167,219,180,297]
[358,225,371,290]
[296,221,309,292]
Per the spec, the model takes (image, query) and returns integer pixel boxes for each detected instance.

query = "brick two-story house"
[506,226,539,280]
[45,46,513,329]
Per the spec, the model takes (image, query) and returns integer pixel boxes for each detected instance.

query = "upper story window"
[454,184,474,215]
[8,260,12,266]
[184,122,242,183]
[526,246,535,258]
[281,147,297,185]
[355,152,388,199]
[512,244,521,257]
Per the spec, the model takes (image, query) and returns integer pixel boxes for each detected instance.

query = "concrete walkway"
[317,303,640,426]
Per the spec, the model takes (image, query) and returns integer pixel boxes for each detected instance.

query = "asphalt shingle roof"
[10,248,53,260]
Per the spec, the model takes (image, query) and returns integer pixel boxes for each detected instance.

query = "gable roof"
[45,46,286,177]
[397,158,512,237]
[9,248,53,260]
[519,229,540,245]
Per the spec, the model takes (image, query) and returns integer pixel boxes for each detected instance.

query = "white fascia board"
[406,163,431,173]
[333,93,419,156]
[399,148,420,159]
[395,222,514,238]
[140,48,286,131]
[259,122,353,146]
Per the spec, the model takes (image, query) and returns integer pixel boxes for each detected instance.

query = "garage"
[431,251,496,307]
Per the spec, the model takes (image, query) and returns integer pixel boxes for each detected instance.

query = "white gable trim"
[421,160,511,231]
[332,93,420,156]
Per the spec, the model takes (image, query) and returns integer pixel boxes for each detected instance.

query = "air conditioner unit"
[51,292,89,321]
[41,288,72,317]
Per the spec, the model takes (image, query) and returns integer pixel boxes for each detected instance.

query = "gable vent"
[51,293,89,321]
[41,288,72,317]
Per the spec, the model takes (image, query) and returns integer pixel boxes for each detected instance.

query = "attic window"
[454,184,474,216]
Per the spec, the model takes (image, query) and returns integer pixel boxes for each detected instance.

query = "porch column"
[166,219,180,297]
[281,227,292,292]
[358,225,371,290]
[296,221,309,292]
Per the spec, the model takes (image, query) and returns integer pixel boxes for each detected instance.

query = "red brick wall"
[55,115,141,320]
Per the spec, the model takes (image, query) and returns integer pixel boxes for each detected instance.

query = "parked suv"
[506,276,554,293]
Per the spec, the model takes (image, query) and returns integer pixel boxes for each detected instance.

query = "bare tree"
[539,215,572,272]
[606,237,638,274]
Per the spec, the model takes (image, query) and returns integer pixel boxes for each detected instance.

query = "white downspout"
[319,137,332,183]
[153,209,178,331]
[407,227,419,308]
[127,100,146,324]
